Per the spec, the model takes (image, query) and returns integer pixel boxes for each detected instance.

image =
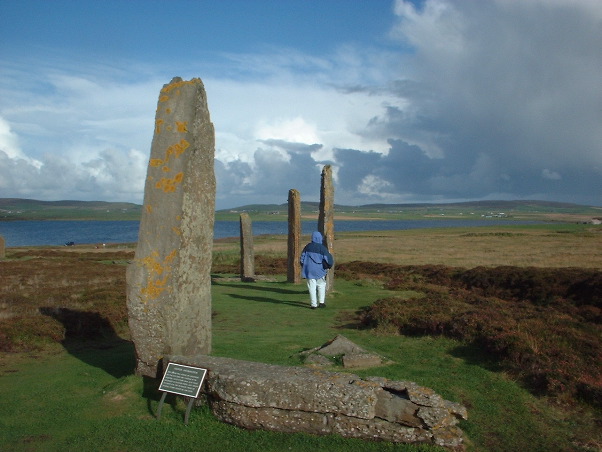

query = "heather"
[338,262,602,407]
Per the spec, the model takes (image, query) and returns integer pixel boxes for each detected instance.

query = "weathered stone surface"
[126,77,215,377]
[318,334,367,356]
[343,353,383,369]
[239,212,254,281]
[287,189,301,283]
[0,235,5,259]
[299,335,388,369]
[166,354,467,448]
[304,353,332,367]
[318,165,335,291]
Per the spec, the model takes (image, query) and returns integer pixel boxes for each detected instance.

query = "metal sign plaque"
[159,363,207,398]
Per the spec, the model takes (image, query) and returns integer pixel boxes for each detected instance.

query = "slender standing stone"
[287,189,301,283]
[126,77,216,378]
[239,212,255,281]
[318,165,335,291]
[0,235,5,259]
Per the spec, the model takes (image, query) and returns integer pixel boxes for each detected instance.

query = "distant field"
[214,223,602,269]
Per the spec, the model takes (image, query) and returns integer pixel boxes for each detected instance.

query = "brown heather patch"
[0,249,133,352]
[340,262,602,407]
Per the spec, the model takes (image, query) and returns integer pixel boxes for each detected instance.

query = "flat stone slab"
[165,354,467,449]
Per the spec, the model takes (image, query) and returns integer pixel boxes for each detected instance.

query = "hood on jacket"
[311,231,323,244]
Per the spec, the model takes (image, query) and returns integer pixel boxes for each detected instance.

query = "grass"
[1,224,602,451]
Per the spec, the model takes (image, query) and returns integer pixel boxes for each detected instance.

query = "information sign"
[159,363,207,398]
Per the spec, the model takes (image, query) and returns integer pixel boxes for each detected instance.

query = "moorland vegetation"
[1,224,601,451]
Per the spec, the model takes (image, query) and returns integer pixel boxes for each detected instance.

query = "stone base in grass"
[164,353,468,450]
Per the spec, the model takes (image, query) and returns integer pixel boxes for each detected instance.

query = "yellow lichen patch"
[172,226,181,236]
[162,166,170,172]
[138,250,178,302]
[159,95,169,102]
[150,139,190,174]
[155,118,164,134]
[145,204,153,214]
[173,139,190,156]
[155,172,184,193]
[166,108,172,114]
[165,249,177,263]
[176,121,188,132]
[160,78,200,94]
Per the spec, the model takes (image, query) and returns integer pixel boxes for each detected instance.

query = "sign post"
[157,362,207,425]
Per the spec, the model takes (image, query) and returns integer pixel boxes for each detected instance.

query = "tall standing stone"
[0,235,5,259]
[126,77,216,378]
[287,189,301,283]
[239,213,255,281]
[318,165,335,291]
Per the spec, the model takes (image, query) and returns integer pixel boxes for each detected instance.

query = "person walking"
[300,231,334,309]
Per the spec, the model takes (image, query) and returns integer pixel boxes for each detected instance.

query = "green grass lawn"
[0,276,598,451]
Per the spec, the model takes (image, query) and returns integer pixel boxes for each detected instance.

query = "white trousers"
[307,277,326,307]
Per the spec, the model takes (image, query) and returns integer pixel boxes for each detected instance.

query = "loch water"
[0,218,535,247]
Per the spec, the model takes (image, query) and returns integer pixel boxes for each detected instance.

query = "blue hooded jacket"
[300,231,334,279]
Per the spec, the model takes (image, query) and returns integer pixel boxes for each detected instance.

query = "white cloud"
[542,169,561,181]
[1,0,601,208]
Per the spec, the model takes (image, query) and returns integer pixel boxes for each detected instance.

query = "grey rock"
[126,77,215,378]
[318,334,367,356]
[343,353,383,368]
[239,212,254,280]
[166,354,467,448]
[287,189,301,283]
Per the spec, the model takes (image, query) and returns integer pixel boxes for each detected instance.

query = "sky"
[1,0,601,210]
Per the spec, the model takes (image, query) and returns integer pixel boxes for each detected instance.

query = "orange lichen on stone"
[159,95,169,102]
[160,78,200,95]
[155,172,184,193]
[172,226,181,236]
[150,139,190,172]
[139,249,178,302]
[145,204,153,214]
[162,166,170,172]
[155,118,164,134]
[176,121,188,132]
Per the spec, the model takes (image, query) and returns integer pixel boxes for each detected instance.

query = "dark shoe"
[319,303,326,308]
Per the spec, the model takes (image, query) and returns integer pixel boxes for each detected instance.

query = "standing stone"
[126,77,216,378]
[287,189,301,283]
[0,235,5,259]
[239,213,255,281]
[318,165,335,291]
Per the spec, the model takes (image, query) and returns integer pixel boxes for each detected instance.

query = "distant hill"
[0,198,599,221]
[0,198,142,221]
